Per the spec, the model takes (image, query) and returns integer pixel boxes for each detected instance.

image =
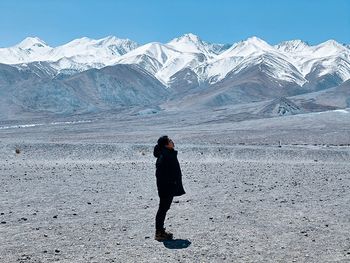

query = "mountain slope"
[63,64,168,107]
[276,39,350,89]
[164,52,307,109]
[0,37,53,64]
[0,34,350,120]
[114,41,207,85]
[258,97,302,116]
[292,79,350,110]
[0,64,168,119]
[192,37,306,86]
[167,33,226,57]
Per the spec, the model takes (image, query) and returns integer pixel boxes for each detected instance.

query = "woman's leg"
[155,195,174,230]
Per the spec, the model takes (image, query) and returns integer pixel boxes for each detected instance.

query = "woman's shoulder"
[162,148,178,158]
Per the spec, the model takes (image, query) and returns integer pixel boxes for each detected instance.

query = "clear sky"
[0,0,349,47]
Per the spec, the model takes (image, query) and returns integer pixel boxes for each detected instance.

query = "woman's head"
[157,135,174,149]
[153,135,175,158]
[157,135,169,148]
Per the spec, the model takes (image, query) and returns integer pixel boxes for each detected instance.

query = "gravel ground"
[0,142,349,263]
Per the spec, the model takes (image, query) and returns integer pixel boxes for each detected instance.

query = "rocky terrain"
[0,110,349,262]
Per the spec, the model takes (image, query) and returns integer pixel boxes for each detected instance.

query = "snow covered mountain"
[276,40,350,78]
[113,35,350,92]
[113,41,207,85]
[0,36,139,75]
[0,34,349,119]
[191,37,307,86]
[275,40,311,55]
[1,34,349,87]
[0,37,53,64]
[167,33,227,57]
[112,33,233,85]
[48,36,138,66]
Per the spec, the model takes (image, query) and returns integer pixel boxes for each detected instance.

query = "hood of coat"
[154,145,177,158]
[153,144,161,158]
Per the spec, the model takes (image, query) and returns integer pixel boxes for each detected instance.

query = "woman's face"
[165,138,175,149]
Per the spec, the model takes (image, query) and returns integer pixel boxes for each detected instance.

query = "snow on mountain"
[167,33,219,58]
[0,36,139,74]
[0,37,53,64]
[275,39,349,58]
[114,42,179,75]
[312,40,349,58]
[115,35,348,87]
[219,36,275,58]
[274,40,310,53]
[207,43,232,55]
[193,36,305,85]
[119,35,304,87]
[114,34,233,85]
[167,33,231,56]
[194,56,241,84]
[48,36,138,65]
[0,34,349,90]
[16,37,49,50]
[231,54,307,86]
[275,39,350,82]
[304,56,350,83]
[1,34,350,117]
[114,41,207,85]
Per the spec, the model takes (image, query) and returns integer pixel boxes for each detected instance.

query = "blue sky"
[0,0,349,47]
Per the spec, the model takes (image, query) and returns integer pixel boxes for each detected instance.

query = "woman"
[153,135,186,241]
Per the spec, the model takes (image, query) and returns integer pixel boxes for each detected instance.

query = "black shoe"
[155,228,173,241]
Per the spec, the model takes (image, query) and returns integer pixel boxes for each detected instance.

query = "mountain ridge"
[0,34,349,120]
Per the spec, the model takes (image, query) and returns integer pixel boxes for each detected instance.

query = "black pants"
[155,195,173,230]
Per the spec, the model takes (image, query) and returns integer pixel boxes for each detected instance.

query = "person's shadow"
[161,239,191,249]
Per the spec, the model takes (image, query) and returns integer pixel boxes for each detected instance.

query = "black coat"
[155,147,186,197]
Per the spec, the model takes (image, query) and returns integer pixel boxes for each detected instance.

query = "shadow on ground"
[162,239,191,249]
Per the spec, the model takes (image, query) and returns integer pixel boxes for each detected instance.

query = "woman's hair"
[153,135,169,158]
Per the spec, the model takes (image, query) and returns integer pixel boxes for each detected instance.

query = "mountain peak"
[279,39,309,46]
[275,39,310,53]
[103,35,118,41]
[245,36,270,47]
[314,39,348,56]
[67,37,93,45]
[319,39,343,48]
[16,37,48,49]
[98,35,137,46]
[99,35,122,43]
[166,33,216,56]
[182,33,201,41]
[170,33,202,44]
[220,36,272,57]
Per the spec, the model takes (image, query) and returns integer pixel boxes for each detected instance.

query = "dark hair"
[153,135,169,158]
